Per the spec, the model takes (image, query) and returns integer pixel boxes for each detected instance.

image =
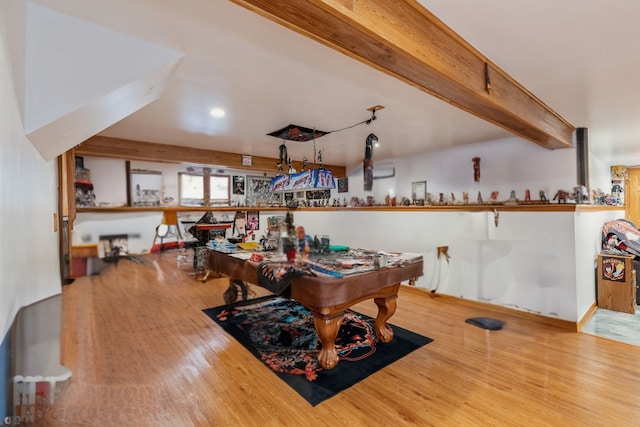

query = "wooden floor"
[43,250,640,426]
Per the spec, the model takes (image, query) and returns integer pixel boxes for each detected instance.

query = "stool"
[152,211,183,251]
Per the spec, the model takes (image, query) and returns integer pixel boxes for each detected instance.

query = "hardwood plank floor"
[43,250,640,426]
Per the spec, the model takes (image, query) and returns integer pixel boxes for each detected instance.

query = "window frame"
[178,172,230,206]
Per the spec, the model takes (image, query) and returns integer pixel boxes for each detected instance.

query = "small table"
[208,250,423,370]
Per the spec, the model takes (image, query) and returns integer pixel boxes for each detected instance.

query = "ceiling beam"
[76,135,347,176]
[231,0,574,150]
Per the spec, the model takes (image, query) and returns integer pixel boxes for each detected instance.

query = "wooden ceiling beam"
[231,0,574,150]
[76,135,346,177]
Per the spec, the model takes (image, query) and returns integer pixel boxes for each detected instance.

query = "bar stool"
[152,211,183,251]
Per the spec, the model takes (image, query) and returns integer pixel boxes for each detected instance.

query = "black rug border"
[203,295,433,406]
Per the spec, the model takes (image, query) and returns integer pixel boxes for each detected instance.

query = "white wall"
[81,156,280,208]
[589,151,614,194]
[0,9,61,338]
[74,206,622,322]
[82,135,589,210]
[294,209,600,322]
[342,137,579,204]
[73,211,165,254]
[82,157,127,205]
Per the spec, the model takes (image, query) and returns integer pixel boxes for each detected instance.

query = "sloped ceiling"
[3,1,185,160]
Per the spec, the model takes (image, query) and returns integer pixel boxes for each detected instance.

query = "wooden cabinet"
[597,254,636,314]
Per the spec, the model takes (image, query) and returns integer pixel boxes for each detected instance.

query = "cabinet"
[597,254,636,314]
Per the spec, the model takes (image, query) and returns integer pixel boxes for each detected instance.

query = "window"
[210,175,230,205]
[178,172,230,206]
[179,173,204,206]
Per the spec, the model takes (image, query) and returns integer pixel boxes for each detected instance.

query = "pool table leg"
[313,314,344,370]
[373,294,398,343]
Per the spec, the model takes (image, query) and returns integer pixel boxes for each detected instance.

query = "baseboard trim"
[402,285,578,331]
[577,301,598,332]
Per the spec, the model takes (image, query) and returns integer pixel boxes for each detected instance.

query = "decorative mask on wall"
[472,157,481,182]
[363,133,377,191]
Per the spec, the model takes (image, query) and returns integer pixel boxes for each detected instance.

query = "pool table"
[208,249,423,370]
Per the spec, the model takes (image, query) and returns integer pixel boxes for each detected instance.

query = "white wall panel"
[0,10,61,338]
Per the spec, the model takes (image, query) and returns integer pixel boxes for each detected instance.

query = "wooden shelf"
[76,204,624,214]
[77,206,287,213]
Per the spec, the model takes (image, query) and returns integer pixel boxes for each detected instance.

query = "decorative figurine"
[524,189,531,203]
[472,157,481,182]
[285,210,295,235]
[505,190,518,205]
[573,185,589,204]
[296,226,310,257]
[539,190,548,203]
[462,192,469,205]
[320,236,330,254]
[490,191,499,202]
[592,188,605,205]
[553,189,570,203]
[301,157,309,172]
[287,156,295,174]
[477,191,483,204]
[450,192,456,203]
[277,143,288,175]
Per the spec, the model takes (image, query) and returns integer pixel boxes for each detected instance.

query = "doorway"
[627,167,640,226]
[585,167,640,346]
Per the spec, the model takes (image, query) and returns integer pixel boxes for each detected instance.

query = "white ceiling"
[30,0,640,170]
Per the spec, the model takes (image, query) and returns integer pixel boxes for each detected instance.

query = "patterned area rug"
[203,295,433,406]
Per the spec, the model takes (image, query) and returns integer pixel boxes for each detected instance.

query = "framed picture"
[247,210,260,232]
[232,211,247,237]
[337,177,349,193]
[246,175,280,206]
[267,216,285,231]
[306,189,331,200]
[412,181,426,201]
[232,175,245,195]
[129,169,162,207]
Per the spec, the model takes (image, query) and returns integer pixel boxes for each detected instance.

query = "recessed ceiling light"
[210,108,226,118]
